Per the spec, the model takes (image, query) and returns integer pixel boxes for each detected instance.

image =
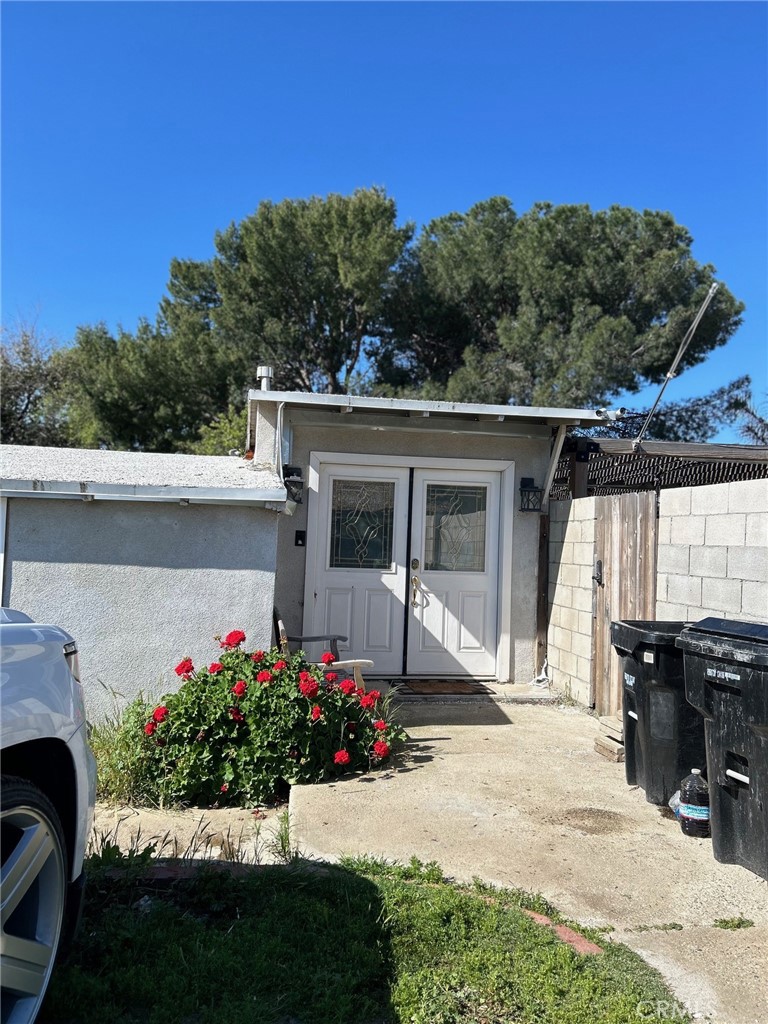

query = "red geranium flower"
[299,670,313,683]
[273,660,288,671]
[311,704,322,721]
[220,783,229,793]
[229,706,244,722]
[251,650,265,662]
[373,719,387,731]
[299,679,319,699]
[373,740,390,758]
[144,721,157,736]
[339,679,356,696]
[367,690,382,702]
[152,705,169,723]
[321,651,336,665]
[334,749,351,765]
[174,657,194,679]
[360,694,376,710]
[325,672,338,683]
[209,662,224,674]
[257,670,273,684]
[220,629,246,650]
[231,680,247,698]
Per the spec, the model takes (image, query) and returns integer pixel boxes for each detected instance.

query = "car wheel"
[1,776,68,1024]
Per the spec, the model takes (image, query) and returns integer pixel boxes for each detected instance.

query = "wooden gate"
[592,492,658,716]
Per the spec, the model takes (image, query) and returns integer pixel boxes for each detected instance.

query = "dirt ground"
[92,800,285,863]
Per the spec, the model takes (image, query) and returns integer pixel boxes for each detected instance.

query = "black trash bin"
[677,618,768,881]
[610,620,705,805]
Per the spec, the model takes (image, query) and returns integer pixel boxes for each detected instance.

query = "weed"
[713,916,754,930]
[629,923,684,933]
[267,808,298,863]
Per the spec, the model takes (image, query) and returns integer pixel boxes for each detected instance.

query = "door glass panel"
[329,479,395,569]
[424,484,487,572]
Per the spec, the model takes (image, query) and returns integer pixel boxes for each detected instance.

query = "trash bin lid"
[610,620,689,654]
[676,618,768,667]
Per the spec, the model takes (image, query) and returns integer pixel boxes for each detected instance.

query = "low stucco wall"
[274,421,550,684]
[3,498,279,720]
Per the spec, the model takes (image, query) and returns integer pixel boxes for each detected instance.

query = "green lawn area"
[42,852,687,1024]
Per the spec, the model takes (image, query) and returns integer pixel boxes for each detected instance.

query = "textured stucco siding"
[274,421,551,684]
[656,478,768,623]
[3,498,279,720]
[547,498,597,705]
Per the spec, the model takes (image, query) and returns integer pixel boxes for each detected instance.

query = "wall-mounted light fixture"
[519,477,543,512]
[283,465,304,504]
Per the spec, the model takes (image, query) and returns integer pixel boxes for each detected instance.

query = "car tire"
[1,775,68,1024]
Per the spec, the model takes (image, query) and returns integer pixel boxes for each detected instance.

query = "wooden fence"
[591,491,658,716]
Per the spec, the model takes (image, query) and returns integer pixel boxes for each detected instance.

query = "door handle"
[411,575,419,607]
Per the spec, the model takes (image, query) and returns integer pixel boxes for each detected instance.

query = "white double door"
[305,457,503,677]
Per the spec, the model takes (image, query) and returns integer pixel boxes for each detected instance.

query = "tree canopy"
[0,322,70,447]
[164,187,411,395]
[2,189,752,453]
[377,199,744,409]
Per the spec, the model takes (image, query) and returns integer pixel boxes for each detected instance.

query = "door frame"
[304,452,516,680]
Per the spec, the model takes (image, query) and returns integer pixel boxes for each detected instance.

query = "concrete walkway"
[290,701,768,1024]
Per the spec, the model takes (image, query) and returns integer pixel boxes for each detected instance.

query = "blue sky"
[2,1,766,439]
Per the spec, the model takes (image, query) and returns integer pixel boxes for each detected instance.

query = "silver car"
[1,608,97,1023]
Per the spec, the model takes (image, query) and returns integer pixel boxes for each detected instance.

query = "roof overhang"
[248,389,606,429]
[0,478,287,508]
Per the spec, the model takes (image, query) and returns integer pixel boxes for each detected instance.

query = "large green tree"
[164,187,412,395]
[16,191,748,452]
[0,322,70,446]
[62,318,235,451]
[377,199,744,415]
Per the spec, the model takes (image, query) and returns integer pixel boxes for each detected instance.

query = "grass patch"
[713,916,754,930]
[42,852,688,1024]
[89,696,162,806]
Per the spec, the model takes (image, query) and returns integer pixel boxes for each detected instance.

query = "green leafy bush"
[107,629,405,807]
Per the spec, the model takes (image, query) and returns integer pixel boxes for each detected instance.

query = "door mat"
[393,680,497,695]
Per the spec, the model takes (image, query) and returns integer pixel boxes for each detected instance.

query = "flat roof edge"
[248,389,604,423]
[0,479,288,505]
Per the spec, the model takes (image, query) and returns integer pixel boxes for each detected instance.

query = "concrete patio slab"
[290,701,768,1024]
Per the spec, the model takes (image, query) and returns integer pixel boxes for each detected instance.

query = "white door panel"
[407,469,499,676]
[309,465,409,674]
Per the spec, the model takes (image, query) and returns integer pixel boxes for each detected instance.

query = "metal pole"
[632,282,719,450]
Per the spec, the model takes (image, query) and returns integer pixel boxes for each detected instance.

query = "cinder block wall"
[656,479,768,623]
[547,498,597,704]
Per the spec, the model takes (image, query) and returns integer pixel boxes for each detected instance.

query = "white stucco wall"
[273,418,551,684]
[3,498,279,720]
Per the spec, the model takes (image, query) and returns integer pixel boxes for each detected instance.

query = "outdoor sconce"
[283,465,304,504]
[519,477,544,512]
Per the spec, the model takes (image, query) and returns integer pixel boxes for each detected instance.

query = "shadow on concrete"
[395,698,516,727]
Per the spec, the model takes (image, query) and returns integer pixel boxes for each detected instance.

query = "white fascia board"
[0,479,288,507]
[248,389,604,425]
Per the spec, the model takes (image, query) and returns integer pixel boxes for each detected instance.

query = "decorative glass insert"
[424,484,487,572]
[330,479,395,569]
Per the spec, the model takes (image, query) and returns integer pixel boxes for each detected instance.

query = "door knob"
[411,575,419,607]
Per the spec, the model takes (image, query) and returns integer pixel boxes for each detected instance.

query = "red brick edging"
[522,908,604,955]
